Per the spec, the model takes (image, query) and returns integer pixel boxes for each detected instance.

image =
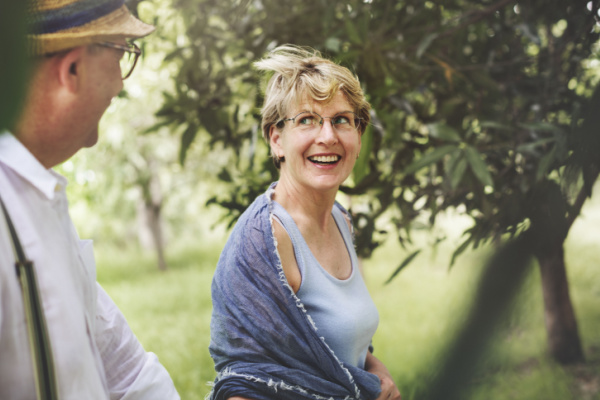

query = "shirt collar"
[0,132,66,200]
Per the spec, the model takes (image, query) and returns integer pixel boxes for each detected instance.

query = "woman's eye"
[333,116,350,125]
[298,116,316,125]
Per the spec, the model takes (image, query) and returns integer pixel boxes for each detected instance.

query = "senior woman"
[208,45,401,400]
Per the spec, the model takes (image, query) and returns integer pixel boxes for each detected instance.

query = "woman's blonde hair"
[254,45,371,168]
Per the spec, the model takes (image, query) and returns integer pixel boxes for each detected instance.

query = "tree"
[57,5,211,269]
[155,0,600,363]
[55,0,237,270]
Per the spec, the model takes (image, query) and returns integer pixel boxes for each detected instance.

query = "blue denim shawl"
[208,184,382,400]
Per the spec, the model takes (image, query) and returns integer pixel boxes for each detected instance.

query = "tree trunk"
[146,201,167,271]
[135,157,168,271]
[536,243,584,364]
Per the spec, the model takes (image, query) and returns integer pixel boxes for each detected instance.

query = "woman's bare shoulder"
[272,217,301,293]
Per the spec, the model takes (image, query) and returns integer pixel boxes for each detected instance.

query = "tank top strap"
[271,201,310,277]
[331,203,357,266]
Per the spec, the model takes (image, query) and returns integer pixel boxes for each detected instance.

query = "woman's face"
[270,92,362,194]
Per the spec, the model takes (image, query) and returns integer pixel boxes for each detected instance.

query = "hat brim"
[29,5,155,55]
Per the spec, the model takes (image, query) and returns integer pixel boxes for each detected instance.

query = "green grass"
[96,194,600,399]
[96,240,218,399]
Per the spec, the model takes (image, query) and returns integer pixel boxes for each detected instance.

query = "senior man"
[0,1,180,399]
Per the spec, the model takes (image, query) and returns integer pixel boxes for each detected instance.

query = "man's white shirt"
[0,132,179,399]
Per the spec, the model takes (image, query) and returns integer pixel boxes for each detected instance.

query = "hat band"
[29,0,125,34]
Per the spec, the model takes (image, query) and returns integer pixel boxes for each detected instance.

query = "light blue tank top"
[272,201,379,369]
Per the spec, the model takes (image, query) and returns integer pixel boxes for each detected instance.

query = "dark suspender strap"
[0,197,59,400]
[0,196,26,270]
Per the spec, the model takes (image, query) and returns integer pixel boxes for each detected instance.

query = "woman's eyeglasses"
[278,111,362,134]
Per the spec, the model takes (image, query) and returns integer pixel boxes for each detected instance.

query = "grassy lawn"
[97,189,600,399]
[97,241,218,399]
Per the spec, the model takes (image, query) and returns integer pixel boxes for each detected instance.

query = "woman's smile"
[307,154,342,166]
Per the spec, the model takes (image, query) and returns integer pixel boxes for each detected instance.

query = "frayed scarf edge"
[206,368,357,400]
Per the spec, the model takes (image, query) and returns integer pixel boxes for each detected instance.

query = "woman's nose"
[317,118,338,145]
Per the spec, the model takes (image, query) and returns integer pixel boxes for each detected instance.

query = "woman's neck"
[273,177,338,232]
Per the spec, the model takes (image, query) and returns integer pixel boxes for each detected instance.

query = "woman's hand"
[364,352,401,400]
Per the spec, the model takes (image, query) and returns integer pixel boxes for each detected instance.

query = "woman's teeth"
[309,155,340,164]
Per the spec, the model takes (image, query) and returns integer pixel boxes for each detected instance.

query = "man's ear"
[56,47,86,93]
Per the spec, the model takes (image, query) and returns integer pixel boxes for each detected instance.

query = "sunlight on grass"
[95,184,600,399]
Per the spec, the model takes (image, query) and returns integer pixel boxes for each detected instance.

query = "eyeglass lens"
[291,112,359,133]
[119,51,135,79]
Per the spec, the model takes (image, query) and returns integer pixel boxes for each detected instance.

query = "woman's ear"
[55,47,86,93]
[269,125,283,158]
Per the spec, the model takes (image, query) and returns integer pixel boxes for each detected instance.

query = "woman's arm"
[364,352,401,400]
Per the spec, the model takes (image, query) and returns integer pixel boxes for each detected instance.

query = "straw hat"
[27,0,155,56]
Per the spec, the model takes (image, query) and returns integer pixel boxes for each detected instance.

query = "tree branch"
[566,166,600,231]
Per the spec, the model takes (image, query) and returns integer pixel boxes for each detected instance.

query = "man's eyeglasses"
[278,111,362,134]
[97,42,141,80]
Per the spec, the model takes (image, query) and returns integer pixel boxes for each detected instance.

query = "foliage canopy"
[155,0,600,265]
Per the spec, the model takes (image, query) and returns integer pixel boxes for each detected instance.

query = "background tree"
[154,0,600,364]
[57,11,218,269]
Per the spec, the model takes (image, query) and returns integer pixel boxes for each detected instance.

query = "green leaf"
[417,33,438,59]
[427,123,462,142]
[536,145,557,181]
[354,126,373,183]
[142,119,174,135]
[179,124,197,165]
[451,157,468,189]
[404,145,457,175]
[344,18,363,45]
[446,149,467,189]
[385,250,421,285]
[465,146,493,188]
[479,121,512,131]
[518,122,563,133]
[217,168,232,183]
[516,137,556,153]
[446,148,462,171]
[449,236,473,268]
